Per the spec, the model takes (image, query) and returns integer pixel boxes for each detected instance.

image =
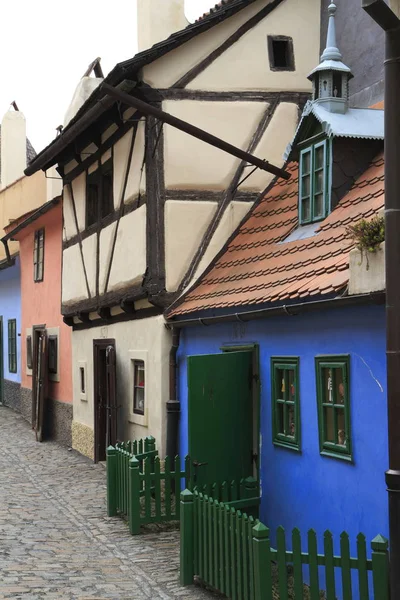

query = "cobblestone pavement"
[0,407,217,600]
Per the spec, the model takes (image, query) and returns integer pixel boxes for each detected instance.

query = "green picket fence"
[180,489,390,600]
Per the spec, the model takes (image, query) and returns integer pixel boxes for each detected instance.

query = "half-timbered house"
[26,0,320,461]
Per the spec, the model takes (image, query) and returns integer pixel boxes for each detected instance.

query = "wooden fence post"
[244,476,259,499]
[371,534,390,600]
[106,446,117,517]
[252,522,272,600]
[180,489,195,586]
[129,457,141,535]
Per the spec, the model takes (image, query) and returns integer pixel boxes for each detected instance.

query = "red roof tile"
[168,154,384,317]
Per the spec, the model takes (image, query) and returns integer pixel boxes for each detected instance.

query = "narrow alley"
[0,407,214,600]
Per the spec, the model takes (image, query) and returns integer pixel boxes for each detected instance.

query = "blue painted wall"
[0,258,21,384]
[178,304,388,563]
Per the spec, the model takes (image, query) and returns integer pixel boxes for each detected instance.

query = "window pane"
[288,369,296,400]
[324,406,335,442]
[314,169,324,193]
[301,174,310,198]
[287,404,295,438]
[276,368,285,401]
[87,183,98,227]
[322,367,334,404]
[302,152,311,174]
[337,408,346,446]
[133,360,145,415]
[135,387,145,413]
[80,367,85,394]
[302,197,311,222]
[276,402,284,435]
[334,368,345,404]
[101,172,113,219]
[315,145,324,170]
[314,194,324,218]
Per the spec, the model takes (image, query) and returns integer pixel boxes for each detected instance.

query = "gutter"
[165,291,385,328]
[166,327,181,460]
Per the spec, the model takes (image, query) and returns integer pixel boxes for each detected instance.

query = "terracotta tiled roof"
[168,154,385,317]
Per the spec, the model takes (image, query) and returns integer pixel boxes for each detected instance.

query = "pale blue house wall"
[0,258,22,392]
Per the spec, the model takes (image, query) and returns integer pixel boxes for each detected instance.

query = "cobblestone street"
[0,407,216,600]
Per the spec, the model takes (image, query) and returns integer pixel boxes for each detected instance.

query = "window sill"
[320,449,353,463]
[128,413,148,427]
[273,440,301,453]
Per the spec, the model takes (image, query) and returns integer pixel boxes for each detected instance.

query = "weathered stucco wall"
[71,315,171,457]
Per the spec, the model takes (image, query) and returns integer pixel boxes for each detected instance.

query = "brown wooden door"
[94,339,116,462]
[32,328,48,443]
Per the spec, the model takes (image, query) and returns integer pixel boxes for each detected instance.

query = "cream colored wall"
[0,171,47,261]
[100,205,147,294]
[390,0,400,17]
[165,200,218,292]
[137,0,188,52]
[164,100,266,190]
[187,0,320,91]
[62,244,89,305]
[113,122,146,209]
[72,315,171,457]
[0,110,27,189]
[142,0,270,88]
[239,102,299,191]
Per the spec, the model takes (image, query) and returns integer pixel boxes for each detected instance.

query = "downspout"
[362,2,400,597]
[166,326,181,458]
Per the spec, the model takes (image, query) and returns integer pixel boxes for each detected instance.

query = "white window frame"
[78,360,88,402]
[129,350,148,427]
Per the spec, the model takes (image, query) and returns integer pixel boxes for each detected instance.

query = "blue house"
[166,1,387,566]
[0,256,21,410]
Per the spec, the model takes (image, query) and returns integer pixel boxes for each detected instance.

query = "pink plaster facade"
[15,202,72,404]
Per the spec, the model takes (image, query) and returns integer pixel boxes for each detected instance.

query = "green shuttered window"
[315,355,352,461]
[272,357,300,451]
[8,319,17,374]
[299,139,330,224]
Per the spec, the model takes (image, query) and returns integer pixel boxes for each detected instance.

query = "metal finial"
[321,1,342,62]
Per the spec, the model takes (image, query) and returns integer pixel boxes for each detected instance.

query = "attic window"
[268,36,295,71]
[299,140,330,225]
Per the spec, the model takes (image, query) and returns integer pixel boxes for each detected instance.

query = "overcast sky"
[0,0,213,153]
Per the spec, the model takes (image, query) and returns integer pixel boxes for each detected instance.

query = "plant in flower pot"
[346,216,385,270]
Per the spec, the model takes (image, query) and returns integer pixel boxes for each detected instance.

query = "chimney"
[0,106,27,189]
[137,0,188,52]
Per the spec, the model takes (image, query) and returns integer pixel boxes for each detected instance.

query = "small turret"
[307,2,353,114]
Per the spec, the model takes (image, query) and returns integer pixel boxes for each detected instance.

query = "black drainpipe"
[362,2,400,597]
[166,326,181,459]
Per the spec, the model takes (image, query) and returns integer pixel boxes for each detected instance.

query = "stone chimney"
[137,0,188,52]
[0,106,27,189]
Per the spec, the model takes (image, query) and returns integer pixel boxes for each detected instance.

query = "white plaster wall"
[71,172,86,232]
[187,0,320,91]
[99,221,117,294]
[113,123,146,210]
[239,102,299,191]
[46,167,62,202]
[137,0,188,52]
[165,200,218,291]
[106,205,147,292]
[64,77,103,127]
[193,201,253,284]
[62,184,76,241]
[72,315,171,455]
[62,244,89,305]
[82,235,97,297]
[0,110,26,189]
[164,100,266,189]
[142,0,269,88]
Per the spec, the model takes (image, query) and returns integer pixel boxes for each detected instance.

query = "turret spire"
[321,3,342,62]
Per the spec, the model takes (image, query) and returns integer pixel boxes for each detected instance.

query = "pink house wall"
[16,202,72,403]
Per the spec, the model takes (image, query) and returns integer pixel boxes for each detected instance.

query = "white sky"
[0,0,213,153]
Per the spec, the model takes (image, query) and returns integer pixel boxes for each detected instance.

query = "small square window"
[33,229,45,282]
[315,355,352,461]
[48,335,58,375]
[26,335,32,370]
[268,36,295,71]
[271,357,300,451]
[133,360,145,415]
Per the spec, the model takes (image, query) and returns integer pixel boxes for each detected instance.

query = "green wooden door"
[188,351,254,488]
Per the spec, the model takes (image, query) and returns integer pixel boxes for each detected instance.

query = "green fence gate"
[180,489,390,600]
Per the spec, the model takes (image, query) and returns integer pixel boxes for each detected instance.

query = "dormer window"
[299,140,329,224]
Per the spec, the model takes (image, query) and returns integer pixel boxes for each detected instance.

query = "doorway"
[187,348,259,488]
[93,339,117,463]
[32,325,47,442]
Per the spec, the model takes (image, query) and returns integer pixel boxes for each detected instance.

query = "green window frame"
[299,139,330,224]
[315,355,352,461]
[8,319,17,374]
[271,357,300,451]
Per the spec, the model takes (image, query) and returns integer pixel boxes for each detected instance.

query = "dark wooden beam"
[77,311,91,323]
